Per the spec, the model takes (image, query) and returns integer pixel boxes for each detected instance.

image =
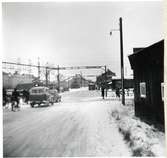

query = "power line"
[2,61,105,71]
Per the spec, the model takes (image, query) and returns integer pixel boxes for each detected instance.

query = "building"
[3,72,12,89]
[47,74,91,91]
[96,69,116,89]
[111,77,134,90]
[69,74,90,89]
[3,71,35,89]
[128,40,164,124]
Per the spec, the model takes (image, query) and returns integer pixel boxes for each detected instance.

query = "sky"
[2,1,164,80]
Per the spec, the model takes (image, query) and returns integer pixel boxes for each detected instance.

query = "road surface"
[3,88,131,157]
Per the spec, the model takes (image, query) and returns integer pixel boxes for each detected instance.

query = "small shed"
[128,40,164,124]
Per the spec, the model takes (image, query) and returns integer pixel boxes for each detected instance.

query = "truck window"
[31,89,44,94]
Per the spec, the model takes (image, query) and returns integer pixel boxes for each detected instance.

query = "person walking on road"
[3,88,7,107]
[11,88,20,111]
[25,90,30,104]
[22,89,29,104]
[115,88,120,98]
[101,86,105,99]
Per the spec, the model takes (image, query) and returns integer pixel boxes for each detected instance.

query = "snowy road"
[3,88,131,157]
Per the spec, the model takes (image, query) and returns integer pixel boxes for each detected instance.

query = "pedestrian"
[101,86,105,99]
[127,89,129,96]
[115,88,120,98]
[22,89,29,104]
[22,89,26,103]
[3,88,7,107]
[25,90,29,104]
[11,88,20,111]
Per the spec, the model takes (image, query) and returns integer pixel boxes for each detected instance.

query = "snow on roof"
[30,86,49,90]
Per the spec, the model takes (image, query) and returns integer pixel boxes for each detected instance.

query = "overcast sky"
[2,1,164,78]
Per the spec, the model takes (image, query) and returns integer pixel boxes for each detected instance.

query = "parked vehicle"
[29,86,61,107]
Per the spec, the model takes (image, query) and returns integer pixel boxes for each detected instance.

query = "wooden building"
[128,40,164,124]
[111,78,134,90]
[96,69,116,89]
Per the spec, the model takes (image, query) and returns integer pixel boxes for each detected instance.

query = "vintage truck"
[29,86,61,107]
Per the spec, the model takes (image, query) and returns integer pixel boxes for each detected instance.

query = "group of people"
[3,88,30,112]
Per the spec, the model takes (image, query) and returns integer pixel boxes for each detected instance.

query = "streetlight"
[110,17,125,105]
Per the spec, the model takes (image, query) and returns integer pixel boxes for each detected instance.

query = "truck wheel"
[30,103,34,108]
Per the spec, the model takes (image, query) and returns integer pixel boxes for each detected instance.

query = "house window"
[161,83,164,101]
[140,82,146,98]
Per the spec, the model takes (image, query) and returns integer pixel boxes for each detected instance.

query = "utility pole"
[17,58,21,74]
[68,79,70,89]
[38,57,40,80]
[45,67,48,87]
[28,59,32,75]
[80,72,82,87]
[104,65,107,97]
[119,17,125,105]
[57,65,60,93]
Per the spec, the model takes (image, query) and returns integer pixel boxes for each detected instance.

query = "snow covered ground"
[3,88,165,157]
[3,88,131,157]
[109,102,166,157]
[69,87,88,92]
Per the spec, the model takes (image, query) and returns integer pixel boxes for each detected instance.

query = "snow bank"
[69,87,88,92]
[110,103,165,157]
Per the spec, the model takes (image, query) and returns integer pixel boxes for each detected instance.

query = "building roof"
[30,86,49,90]
[133,48,145,54]
[16,83,34,91]
[131,40,163,56]
[129,40,164,69]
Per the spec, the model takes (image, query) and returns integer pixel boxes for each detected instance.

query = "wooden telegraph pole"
[38,57,40,80]
[45,67,48,87]
[119,17,125,105]
[104,65,107,97]
[57,65,60,93]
